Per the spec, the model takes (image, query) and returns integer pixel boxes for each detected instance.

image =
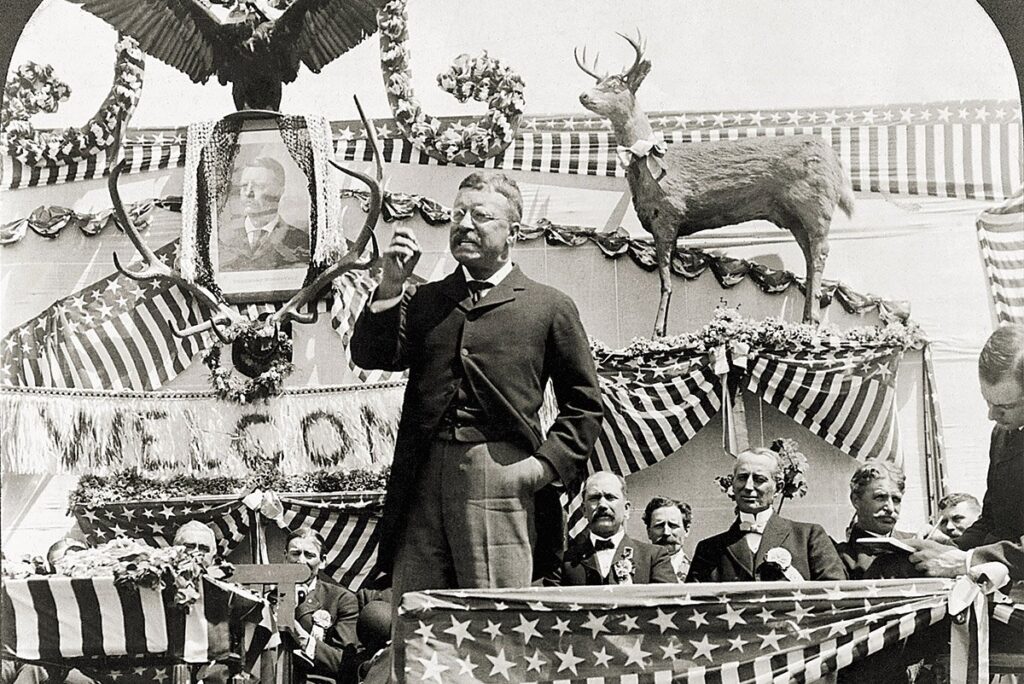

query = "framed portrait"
[212,118,313,304]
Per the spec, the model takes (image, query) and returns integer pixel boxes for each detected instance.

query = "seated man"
[643,496,693,581]
[174,520,219,566]
[545,472,675,585]
[281,530,361,683]
[835,461,918,580]
[925,492,981,543]
[687,448,845,582]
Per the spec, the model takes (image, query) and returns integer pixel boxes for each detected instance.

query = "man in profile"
[643,496,692,581]
[545,472,675,586]
[219,157,310,272]
[687,448,846,582]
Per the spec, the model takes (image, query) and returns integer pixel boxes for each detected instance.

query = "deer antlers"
[574,29,646,82]
[108,96,384,343]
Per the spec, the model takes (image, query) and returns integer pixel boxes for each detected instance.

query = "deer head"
[576,31,652,122]
[107,100,384,379]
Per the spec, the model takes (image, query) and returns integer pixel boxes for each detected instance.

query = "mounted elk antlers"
[107,97,384,380]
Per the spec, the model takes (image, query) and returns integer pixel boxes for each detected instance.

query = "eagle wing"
[270,0,386,76]
[66,0,224,83]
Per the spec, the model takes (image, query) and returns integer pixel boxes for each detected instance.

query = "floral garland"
[69,466,391,507]
[1,36,144,167]
[377,0,525,164]
[203,323,294,404]
[591,308,923,363]
[716,437,809,513]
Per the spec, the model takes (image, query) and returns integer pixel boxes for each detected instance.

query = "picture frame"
[211,116,315,304]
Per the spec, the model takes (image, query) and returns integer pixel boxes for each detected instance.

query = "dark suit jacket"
[294,580,360,679]
[545,534,676,586]
[834,526,919,580]
[350,265,604,576]
[219,217,310,271]
[687,514,846,582]
[958,427,1024,559]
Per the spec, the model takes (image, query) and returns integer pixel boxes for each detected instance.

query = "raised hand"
[378,226,421,299]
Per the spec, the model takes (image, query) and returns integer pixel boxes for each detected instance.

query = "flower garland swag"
[69,466,392,507]
[1,36,144,167]
[203,322,294,404]
[377,0,525,164]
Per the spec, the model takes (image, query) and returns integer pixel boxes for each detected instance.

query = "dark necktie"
[593,538,616,551]
[466,279,494,303]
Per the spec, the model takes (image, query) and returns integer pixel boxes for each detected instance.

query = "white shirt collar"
[244,214,279,237]
[589,528,625,550]
[297,577,317,599]
[461,261,513,288]
[738,508,774,528]
[590,529,625,577]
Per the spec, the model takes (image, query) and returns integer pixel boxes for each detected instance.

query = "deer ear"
[627,60,652,92]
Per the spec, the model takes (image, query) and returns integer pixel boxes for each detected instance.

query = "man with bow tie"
[284,529,360,683]
[219,157,310,272]
[687,448,845,583]
[545,472,675,586]
[351,172,603,606]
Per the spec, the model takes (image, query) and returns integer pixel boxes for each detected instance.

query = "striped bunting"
[6,100,1019,202]
[976,187,1024,325]
[329,269,408,385]
[277,493,384,590]
[568,354,722,538]
[0,241,386,391]
[72,498,251,558]
[743,346,904,463]
[0,576,267,664]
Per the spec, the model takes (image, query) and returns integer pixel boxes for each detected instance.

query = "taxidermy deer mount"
[107,99,384,380]
[576,32,855,336]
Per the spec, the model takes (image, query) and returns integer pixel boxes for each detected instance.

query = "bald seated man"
[544,472,675,586]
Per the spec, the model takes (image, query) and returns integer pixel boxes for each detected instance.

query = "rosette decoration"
[377,0,526,164]
[1,36,144,167]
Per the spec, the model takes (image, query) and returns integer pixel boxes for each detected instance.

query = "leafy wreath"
[377,0,525,164]
[1,36,144,167]
[203,323,294,404]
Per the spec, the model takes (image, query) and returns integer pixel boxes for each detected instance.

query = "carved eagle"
[68,0,386,110]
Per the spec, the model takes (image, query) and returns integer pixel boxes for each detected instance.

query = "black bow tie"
[593,538,616,551]
[466,280,495,302]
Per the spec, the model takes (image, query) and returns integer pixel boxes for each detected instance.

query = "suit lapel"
[440,265,527,312]
[753,514,792,570]
[295,582,323,622]
[724,522,756,579]
[568,540,605,585]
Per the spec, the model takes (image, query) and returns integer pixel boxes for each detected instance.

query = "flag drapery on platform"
[976,188,1024,325]
[0,575,271,664]
[4,100,1020,201]
[68,492,385,590]
[395,579,1018,684]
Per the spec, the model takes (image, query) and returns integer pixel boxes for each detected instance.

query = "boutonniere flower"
[311,609,332,639]
[758,547,805,582]
[612,546,636,584]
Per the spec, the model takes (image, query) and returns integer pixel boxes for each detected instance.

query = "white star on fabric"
[120,508,136,521]
[824,586,846,602]
[110,523,128,537]
[623,638,652,668]
[787,603,813,623]
[581,612,610,639]
[524,649,546,673]
[649,608,678,634]
[141,508,155,519]
[593,646,614,667]
[660,639,683,660]
[690,634,720,662]
[152,669,168,683]
[759,629,784,651]
[443,616,475,647]
[82,509,100,523]
[861,109,877,124]
[159,506,176,519]
[148,522,164,534]
[415,653,449,683]
[620,614,639,631]
[757,607,776,624]
[728,635,749,652]
[828,621,848,637]
[688,610,709,628]
[567,603,583,612]
[554,645,585,675]
[486,648,515,681]
[717,604,747,628]
[414,621,435,642]
[482,620,503,640]
[527,601,551,611]
[493,601,509,611]
[975,106,990,122]
[790,590,808,601]
[552,617,572,636]
[786,110,802,125]
[900,108,915,123]
[454,655,478,676]
[512,615,541,645]
[864,583,881,597]
[795,625,815,641]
